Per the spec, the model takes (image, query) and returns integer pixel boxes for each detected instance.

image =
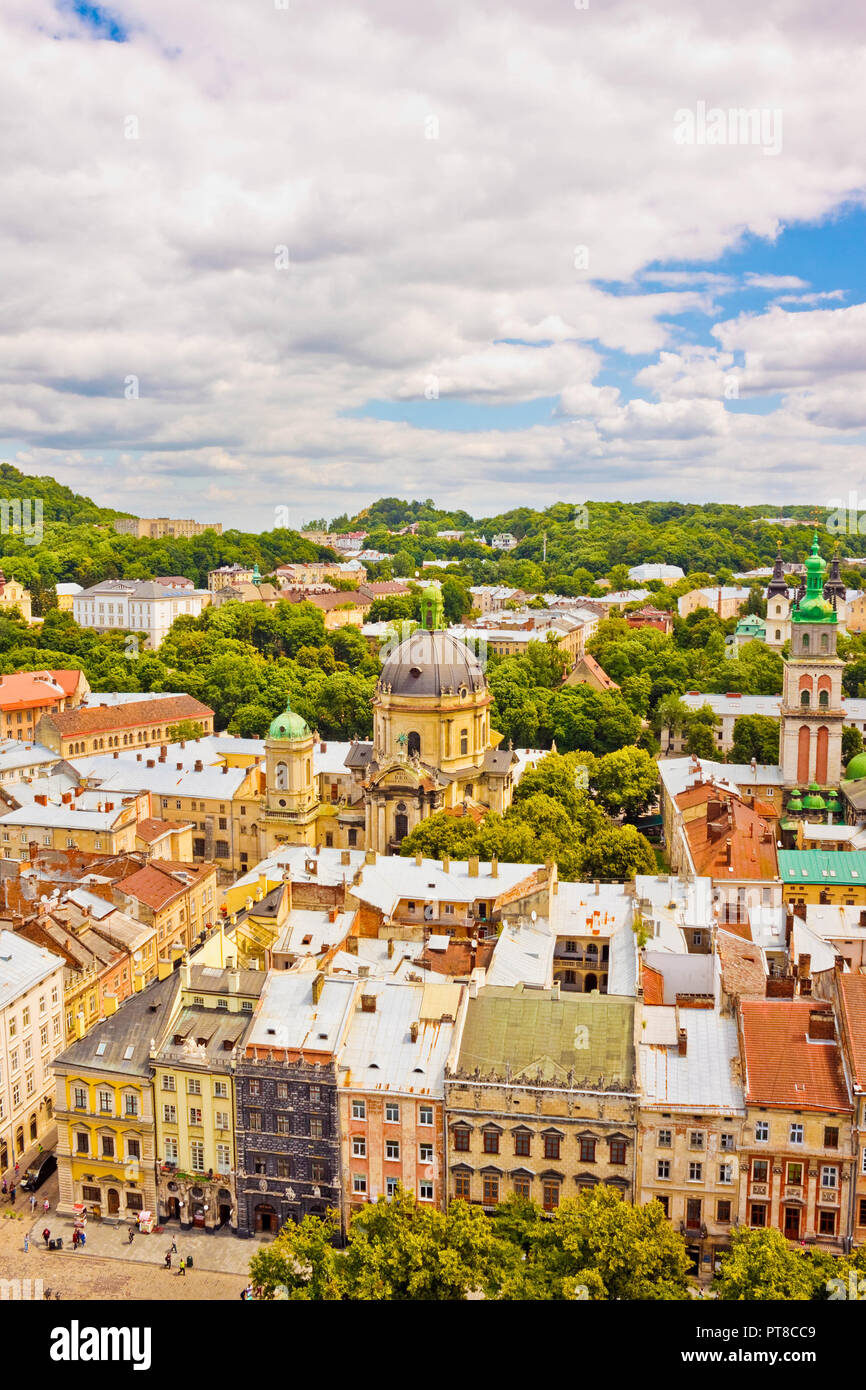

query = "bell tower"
[765,542,791,650]
[779,534,844,787]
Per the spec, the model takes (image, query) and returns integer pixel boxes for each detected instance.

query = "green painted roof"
[454,986,636,1089]
[846,752,866,781]
[267,696,310,742]
[778,849,866,886]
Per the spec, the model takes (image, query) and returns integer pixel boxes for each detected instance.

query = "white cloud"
[0,0,865,522]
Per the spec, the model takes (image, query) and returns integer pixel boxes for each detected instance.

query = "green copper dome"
[786,791,803,813]
[267,696,310,742]
[793,532,836,624]
[801,782,827,810]
[845,752,866,781]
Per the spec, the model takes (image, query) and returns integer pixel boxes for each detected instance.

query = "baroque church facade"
[257,586,518,857]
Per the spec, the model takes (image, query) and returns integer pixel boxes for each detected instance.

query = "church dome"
[845,752,866,781]
[379,629,486,699]
[801,783,827,810]
[267,696,310,741]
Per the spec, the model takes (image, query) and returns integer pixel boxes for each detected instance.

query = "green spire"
[252,562,262,584]
[792,531,835,624]
[420,584,445,631]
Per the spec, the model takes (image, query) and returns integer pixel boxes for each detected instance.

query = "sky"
[1,0,865,531]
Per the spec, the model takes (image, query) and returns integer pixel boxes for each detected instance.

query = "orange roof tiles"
[681,787,778,881]
[135,818,193,843]
[717,929,765,998]
[0,670,82,712]
[642,964,664,1007]
[46,694,212,736]
[839,975,866,1090]
[114,860,214,911]
[740,999,851,1112]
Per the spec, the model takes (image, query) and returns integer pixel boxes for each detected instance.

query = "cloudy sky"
[2,0,865,530]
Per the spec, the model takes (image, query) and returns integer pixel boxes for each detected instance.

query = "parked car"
[20,1152,57,1191]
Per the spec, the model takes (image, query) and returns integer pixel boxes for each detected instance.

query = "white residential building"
[627,564,685,585]
[73,579,211,650]
[0,930,65,1172]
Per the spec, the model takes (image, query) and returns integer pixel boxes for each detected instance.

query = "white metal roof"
[639,1009,744,1111]
[0,930,64,1009]
[337,979,461,1097]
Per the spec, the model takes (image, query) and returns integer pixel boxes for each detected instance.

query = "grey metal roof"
[54,971,182,1076]
[344,742,373,768]
[639,1009,744,1111]
[0,931,64,1010]
[378,629,486,699]
[483,749,516,775]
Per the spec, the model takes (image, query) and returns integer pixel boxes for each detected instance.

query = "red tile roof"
[0,670,82,712]
[114,859,215,911]
[44,694,213,736]
[135,818,193,844]
[838,975,866,1090]
[681,787,778,881]
[285,591,372,612]
[642,964,665,1007]
[740,999,851,1112]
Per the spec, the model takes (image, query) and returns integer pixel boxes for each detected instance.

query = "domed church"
[778,533,845,790]
[257,585,518,857]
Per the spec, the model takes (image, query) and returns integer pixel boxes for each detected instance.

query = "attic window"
[409,666,422,677]
[123,1046,134,1060]
[266,1028,276,1035]
[318,1032,328,1040]
[412,1066,424,1074]
[369,1062,379,1069]
[95,1042,106,1056]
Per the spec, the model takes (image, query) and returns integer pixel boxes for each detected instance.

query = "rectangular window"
[187,1077,201,1095]
[190,1142,205,1173]
[248,1112,262,1132]
[609,1140,627,1166]
[101,1136,114,1158]
[351,1100,366,1121]
[311,1160,327,1183]
[752,1159,769,1184]
[276,1157,291,1179]
[580,1137,596,1164]
[787,1162,803,1187]
[720,1132,734,1152]
[824,1126,839,1150]
[386,1140,400,1161]
[352,1137,366,1158]
[385,1103,400,1124]
[483,1131,500,1154]
[419,1105,433,1126]
[542,1181,560,1213]
[859,1198,866,1227]
[125,1095,138,1117]
[309,1085,321,1104]
[454,1172,471,1200]
[75,1133,89,1155]
[750,1204,767,1227]
[276,1115,291,1135]
[419,1181,433,1202]
[419,1143,433,1164]
[514,1131,531,1157]
[310,1117,324,1140]
[543,1134,561,1160]
[482,1175,499,1205]
[819,1208,837,1236]
[126,1139,141,1161]
[755,1120,769,1142]
[386,1176,399,1198]
[689,1131,704,1150]
[657,1129,672,1148]
[688,1162,703,1182]
[790,1123,804,1145]
[215,1111,230,1130]
[657,1160,670,1180]
[656,1195,669,1217]
[513,1175,531,1200]
[352,1174,367,1195]
[189,1108,202,1126]
[717,1199,732,1223]
[163,1105,176,1124]
[214,1081,228,1099]
[821,1165,838,1190]
[98,1090,112,1113]
[719,1163,733,1185]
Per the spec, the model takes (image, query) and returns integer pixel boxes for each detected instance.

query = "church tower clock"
[779,534,844,787]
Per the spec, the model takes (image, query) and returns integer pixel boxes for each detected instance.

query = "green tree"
[713,1227,824,1301]
[843,724,864,766]
[578,823,656,880]
[592,747,659,820]
[227,703,274,738]
[167,719,205,742]
[729,714,780,765]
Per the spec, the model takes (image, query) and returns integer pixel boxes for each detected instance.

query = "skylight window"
[123,1045,134,1060]
[95,1042,106,1055]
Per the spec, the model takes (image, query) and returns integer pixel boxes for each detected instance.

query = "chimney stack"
[312,972,325,1005]
[468,855,479,878]
[410,1021,419,1042]
[725,839,732,867]
[808,1009,834,1041]
[442,855,450,874]
[677,1028,687,1057]
[490,855,498,878]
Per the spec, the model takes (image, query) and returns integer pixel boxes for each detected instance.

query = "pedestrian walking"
[1,1178,6,1197]
[71,1229,79,1251]
[42,1227,50,1248]
[164,1250,172,1270]
[9,1184,15,1204]
[13,1163,19,1178]
[178,1256,186,1276]
[43,1198,50,1215]
[79,1230,86,1248]
[127,1226,135,1245]
[170,1238,177,1254]
[29,1193,36,1213]
[23,1234,29,1254]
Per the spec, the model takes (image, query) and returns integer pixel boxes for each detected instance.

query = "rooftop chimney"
[808,1009,835,1042]
[677,1028,687,1056]
[468,855,479,878]
[341,850,351,865]
[415,853,422,867]
[360,992,376,1013]
[410,1021,419,1042]
[194,760,203,772]
[490,855,498,878]
[442,855,450,874]
[312,972,325,1005]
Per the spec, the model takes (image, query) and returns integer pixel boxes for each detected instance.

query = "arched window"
[407,731,421,757]
[821,632,829,652]
[275,761,288,790]
[800,690,810,707]
[460,728,468,756]
[775,630,781,640]
[801,632,810,650]
[819,689,829,708]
